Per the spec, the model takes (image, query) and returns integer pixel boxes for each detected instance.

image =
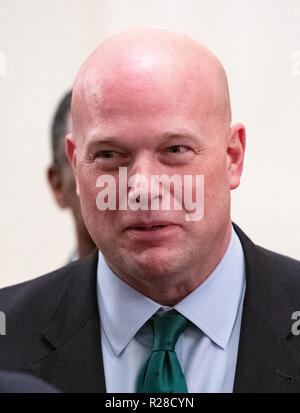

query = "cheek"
[76,168,100,224]
[77,168,120,238]
[201,156,230,212]
[206,166,229,193]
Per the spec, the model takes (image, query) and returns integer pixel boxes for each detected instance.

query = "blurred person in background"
[47,90,96,261]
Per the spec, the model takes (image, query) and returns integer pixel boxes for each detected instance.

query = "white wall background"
[0,0,299,287]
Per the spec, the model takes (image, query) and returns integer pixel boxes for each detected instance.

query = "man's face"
[68,68,241,287]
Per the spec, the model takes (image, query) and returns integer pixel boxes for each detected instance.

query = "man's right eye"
[93,150,130,169]
[96,151,115,159]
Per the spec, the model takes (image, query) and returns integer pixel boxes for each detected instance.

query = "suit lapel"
[27,251,106,393]
[233,224,300,392]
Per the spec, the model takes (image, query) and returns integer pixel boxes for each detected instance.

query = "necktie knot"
[136,310,189,393]
[151,311,189,351]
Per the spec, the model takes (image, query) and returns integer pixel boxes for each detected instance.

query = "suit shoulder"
[234,223,300,304]
[253,244,300,306]
[256,244,300,278]
[0,257,90,313]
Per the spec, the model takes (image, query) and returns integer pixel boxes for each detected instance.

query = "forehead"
[82,94,213,152]
[75,109,223,160]
[74,73,218,139]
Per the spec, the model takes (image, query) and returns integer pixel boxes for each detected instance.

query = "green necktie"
[137,311,189,393]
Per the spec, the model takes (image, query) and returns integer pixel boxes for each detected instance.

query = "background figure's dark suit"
[0,224,300,393]
[0,370,60,392]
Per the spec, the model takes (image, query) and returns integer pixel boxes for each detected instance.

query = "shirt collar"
[97,226,245,356]
[174,228,245,349]
[97,256,160,356]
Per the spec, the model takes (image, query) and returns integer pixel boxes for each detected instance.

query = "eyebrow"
[85,130,204,152]
[85,137,125,153]
[158,131,204,145]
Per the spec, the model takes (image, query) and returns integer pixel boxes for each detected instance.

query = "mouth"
[129,225,166,231]
[123,222,180,242]
[125,222,174,231]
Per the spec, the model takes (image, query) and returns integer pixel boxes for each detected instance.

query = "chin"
[131,246,184,277]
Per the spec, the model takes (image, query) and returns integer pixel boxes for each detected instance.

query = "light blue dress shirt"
[97,226,246,393]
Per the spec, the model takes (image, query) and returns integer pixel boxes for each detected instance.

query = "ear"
[226,123,246,190]
[66,133,80,196]
[47,165,68,208]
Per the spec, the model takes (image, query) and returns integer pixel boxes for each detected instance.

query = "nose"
[127,153,161,210]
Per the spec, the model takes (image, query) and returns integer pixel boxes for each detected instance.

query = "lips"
[125,222,174,231]
[130,225,166,231]
[123,220,180,242]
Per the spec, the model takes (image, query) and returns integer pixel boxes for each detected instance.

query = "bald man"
[0,28,300,393]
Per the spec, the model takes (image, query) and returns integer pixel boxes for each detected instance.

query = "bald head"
[71,27,231,139]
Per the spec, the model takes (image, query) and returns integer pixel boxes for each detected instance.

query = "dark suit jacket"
[0,224,300,393]
[0,370,59,393]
